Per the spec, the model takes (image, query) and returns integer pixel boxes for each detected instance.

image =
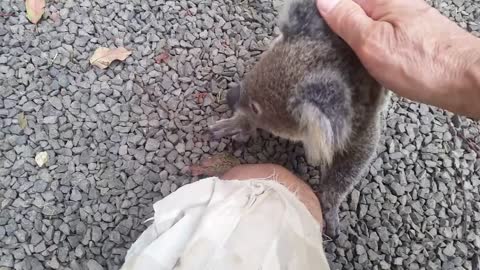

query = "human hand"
[316,0,480,119]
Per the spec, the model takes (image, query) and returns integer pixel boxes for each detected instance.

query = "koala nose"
[226,85,240,111]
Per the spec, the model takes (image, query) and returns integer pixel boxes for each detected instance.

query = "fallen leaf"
[194,92,208,104]
[25,0,45,24]
[220,39,230,48]
[189,153,241,177]
[18,112,27,129]
[35,151,49,167]
[154,52,170,64]
[90,47,132,69]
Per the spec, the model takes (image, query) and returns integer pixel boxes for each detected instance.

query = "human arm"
[316,0,480,119]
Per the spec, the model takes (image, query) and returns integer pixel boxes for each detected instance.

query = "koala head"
[209,32,356,166]
[210,82,279,143]
[210,44,305,144]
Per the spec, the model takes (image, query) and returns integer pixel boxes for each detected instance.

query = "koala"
[209,0,389,238]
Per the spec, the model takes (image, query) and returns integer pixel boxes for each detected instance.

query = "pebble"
[94,104,108,112]
[70,188,82,201]
[145,138,160,151]
[86,259,104,270]
[390,182,406,196]
[49,97,63,110]
[443,242,456,257]
[0,254,14,267]
[43,116,58,124]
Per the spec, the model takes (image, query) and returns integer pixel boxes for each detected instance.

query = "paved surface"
[1,0,480,269]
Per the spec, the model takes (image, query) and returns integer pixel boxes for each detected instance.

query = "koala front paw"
[232,132,251,143]
[209,118,253,142]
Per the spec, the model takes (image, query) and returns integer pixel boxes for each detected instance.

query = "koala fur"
[210,0,389,237]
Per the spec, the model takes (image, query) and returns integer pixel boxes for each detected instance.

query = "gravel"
[0,0,479,269]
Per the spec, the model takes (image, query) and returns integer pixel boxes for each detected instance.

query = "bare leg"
[221,164,323,226]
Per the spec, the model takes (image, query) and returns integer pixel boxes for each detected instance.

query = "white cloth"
[120,177,331,270]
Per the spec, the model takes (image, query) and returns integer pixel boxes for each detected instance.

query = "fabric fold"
[121,177,330,270]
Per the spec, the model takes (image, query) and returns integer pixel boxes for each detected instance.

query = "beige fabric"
[120,177,331,270]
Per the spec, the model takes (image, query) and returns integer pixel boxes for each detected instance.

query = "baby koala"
[210,0,388,238]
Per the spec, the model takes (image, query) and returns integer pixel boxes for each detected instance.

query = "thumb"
[316,0,373,49]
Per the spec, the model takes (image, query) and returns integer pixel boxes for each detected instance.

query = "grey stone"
[145,138,160,151]
[203,14,214,29]
[92,226,102,242]
[452,0,464,7]
[168,134,179,144]
[33,180,48,193]
[46,256,60,269]
[0,254,13,267]
[443,242,456,257]
[95,103,108,112]
[160,181,172,197]
[4,99,16,108]
[22,101,37,112]
[86,259,104,270]
[70,188,82,201]
[34,241,47,253]
[57,74,69,87]
[49,96,63,110]
[175,142,185,154]
[119,145,128,155]
[350,189,360,210]
[390,182,405,196]
[43,116,58,124]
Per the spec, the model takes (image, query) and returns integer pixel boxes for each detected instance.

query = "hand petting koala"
[210,0,389,238]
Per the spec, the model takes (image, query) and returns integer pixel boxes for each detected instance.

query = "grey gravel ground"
[0,0,480,269]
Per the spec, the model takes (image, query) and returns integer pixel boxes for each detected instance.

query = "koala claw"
[232,132,251,143]
[209,119,231,136]
[209,118,252,142]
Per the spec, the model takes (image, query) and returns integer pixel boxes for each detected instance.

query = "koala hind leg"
[316,127,379,238]
[316,180,352,239]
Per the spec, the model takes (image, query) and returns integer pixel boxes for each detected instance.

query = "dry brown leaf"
[189,153,241,177]
[194,92,208,104]
[154,52,170,64]
[90,47,132,69]
[26,0,45,24]
[18,112,27,129]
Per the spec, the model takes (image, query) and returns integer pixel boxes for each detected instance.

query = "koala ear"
[290,73,353,166]
[226,84,241,111]
[278,0,332,40]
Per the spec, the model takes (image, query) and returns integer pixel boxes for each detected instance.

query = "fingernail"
[316,0,340,13]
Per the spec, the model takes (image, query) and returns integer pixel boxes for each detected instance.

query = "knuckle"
[356,23,391,61]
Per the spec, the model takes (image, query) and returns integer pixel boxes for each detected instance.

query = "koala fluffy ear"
[290,72,353,166]
[278,0,332,41]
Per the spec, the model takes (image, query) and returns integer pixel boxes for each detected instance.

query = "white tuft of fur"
[298,103,335,166]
